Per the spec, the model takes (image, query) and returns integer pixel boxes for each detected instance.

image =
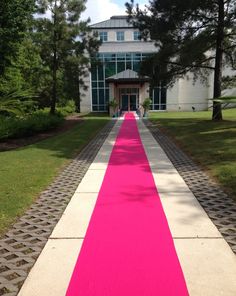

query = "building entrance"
[120,88,139,111]
[121,94,138,111]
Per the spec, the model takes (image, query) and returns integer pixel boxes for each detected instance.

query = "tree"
[0,35,49,111]
[63,36,100,112]
[126,0,236,120]
[36,0,99,114]
[0,0,35,75]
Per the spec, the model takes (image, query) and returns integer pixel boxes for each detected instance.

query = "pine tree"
[126,0,236,120]
[36,0,99,114]
[0,0,35,75]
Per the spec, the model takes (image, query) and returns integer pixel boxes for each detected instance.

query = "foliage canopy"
[126,0,236,120]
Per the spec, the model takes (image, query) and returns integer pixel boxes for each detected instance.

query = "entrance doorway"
[120,88,139,111]
[121,94,138,111]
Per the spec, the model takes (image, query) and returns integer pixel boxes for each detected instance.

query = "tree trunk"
[212,0,224,121]
[50,1,58,115]
[76,73,81,113]
[50,53,57,114]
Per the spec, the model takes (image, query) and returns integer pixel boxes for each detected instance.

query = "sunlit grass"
[150,108,236,201]
[0,114,110,235]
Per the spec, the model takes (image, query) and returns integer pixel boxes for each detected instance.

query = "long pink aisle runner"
[66,113,189,295]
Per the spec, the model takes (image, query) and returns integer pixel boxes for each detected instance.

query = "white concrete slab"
[139,125,176,166]
[143,147,171,162]
[174,238,236,296]
[153,171,191,193]
[138,121,191,192]
[51,193,98,238]
[159,192,222,238]
[18,239,83,296]
[89,144,114,170]
[146,159,176,171]
[149,162,179,173]
[75,169,105,193]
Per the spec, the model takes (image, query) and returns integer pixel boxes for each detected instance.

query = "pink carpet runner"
[66,113,189,295]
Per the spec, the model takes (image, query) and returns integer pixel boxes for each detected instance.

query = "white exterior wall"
[167,83,180,111]
[178,74,209,111]
[206,66,236,110]
[99,41,157,53]
[81,21,216,112]
[106,29,139,42]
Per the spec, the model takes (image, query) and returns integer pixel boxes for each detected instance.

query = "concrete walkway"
[18,117,236,296]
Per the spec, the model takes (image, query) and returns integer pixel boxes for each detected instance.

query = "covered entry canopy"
[106,70,150,113]
[106,69,149,84]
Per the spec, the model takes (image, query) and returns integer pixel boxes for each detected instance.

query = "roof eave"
[106,78,150,83]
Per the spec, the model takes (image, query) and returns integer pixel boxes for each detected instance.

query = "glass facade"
[91,52,166,111]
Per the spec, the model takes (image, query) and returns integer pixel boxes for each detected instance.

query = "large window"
[91,52,167,111]
[133,31,141,41]
[116,31,124,41]
[99,31,108,42]
[150,85,167,111]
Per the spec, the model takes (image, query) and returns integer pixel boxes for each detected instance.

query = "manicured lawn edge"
[0,116,110,236]
[150,109,236,202]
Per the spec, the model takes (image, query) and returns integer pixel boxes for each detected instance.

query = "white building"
[80,15,214,113]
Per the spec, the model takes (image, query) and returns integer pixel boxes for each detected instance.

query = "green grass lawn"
[0,114,110,235]
[150,108,236,201]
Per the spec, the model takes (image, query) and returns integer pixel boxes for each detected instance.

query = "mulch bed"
[0,114,83,152]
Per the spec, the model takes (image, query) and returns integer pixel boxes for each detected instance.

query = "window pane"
[161,87,167,104]
[126,53,132,60]
[105,62,116,77]
[153,88,160,104]
[98,65,104,80]
[99,89,105,104]
[91,67,97,81]
[141,53,150,60]
[99,31,108,42]
[92,82,97,88]
[132,53,141,61]
[117,53,125,61]
[104,53,116,62]
[98,54,103,61]
[105,89,110,102]
[99,81,104,88]
[99,105,106,111]
[133,61,140,72]
[117,62,125,73]
[92,89,98,105]
[117,31,124,41]
[126,61,132,70]
[133,31,141,41]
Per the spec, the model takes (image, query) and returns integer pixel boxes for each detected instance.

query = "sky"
[82,0,148,24]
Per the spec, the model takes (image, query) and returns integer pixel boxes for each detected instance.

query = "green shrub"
[142,98,152,111]
[0,111,64,140]
[57,100,76,116]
